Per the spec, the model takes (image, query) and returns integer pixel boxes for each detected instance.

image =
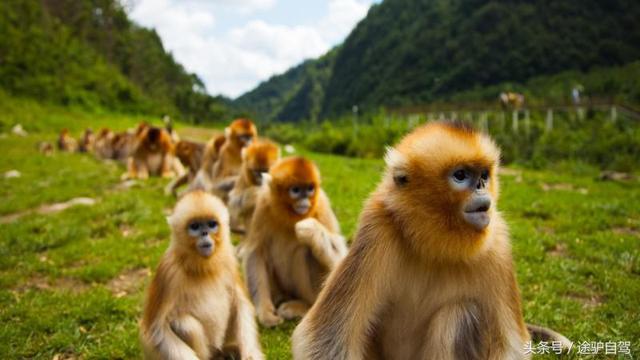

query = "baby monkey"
[140,191,263,360]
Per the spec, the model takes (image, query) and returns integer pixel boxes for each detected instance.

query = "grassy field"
[0,102,639,358]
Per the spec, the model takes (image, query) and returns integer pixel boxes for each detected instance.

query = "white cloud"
[130,0,374,98]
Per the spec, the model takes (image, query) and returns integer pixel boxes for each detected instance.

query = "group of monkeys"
[57,119,570,359]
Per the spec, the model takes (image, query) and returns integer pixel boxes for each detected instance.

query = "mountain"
[236,0,640,121]
[0,0,235,123]
[235,49,337,123]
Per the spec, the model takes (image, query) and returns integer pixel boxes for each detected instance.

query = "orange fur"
[140,191,263,360]
[243,156,347,327]
[57,128,78,152]
[292,121,530,360]
[228,140,280,232]
[78,128,95,153]
[189,119,257,201]
[125,125,182,179]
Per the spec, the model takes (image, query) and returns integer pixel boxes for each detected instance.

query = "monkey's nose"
[465,195,491,213]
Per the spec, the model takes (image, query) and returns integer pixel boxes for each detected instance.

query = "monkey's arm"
[164,172,190,196]
[295,218,347,269]
[213,176,238,193]
[142,270,202,360]
[227,283,265,360]
[292,231,392,360]
[244,246,283,328]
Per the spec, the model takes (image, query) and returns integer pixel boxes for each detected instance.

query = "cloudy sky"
[129,0,378,98]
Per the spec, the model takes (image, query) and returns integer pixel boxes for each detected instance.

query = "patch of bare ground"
[0,197,97,224]
[16,274,89,294]
[540,182,588,194]
[599,171,636,182]
[119,223,135,237]
[546,243,568,257]
[565,291,604,309]
[499,167,523,182]
[612,227,640,238]
[537,226,556,235]
[52,351,82,360]
[107,268,151,298]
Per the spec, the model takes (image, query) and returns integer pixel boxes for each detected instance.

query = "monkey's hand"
[257,308,283,328]
[295,218,347,269]
[295,218,326,245]
[277,300,309,320]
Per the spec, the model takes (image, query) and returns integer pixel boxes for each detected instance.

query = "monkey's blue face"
[187,219,219,257]
[448,166,492,230]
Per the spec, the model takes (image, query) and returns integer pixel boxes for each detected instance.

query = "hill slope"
[235,49,337,123]
[0,0,234,123]
[236,0,640,121]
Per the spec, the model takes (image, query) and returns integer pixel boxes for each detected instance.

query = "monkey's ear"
[385,147,409,186]
[384,147,407,169]
[262,173,273,187]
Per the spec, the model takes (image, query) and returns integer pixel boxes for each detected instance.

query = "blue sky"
[130,0,379,98]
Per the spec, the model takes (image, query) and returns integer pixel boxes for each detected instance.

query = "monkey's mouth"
[197,241,214,257]
[463,196,491,230]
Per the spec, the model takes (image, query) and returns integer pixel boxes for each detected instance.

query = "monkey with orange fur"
[228,140,280,233]
[243,157,348,327]
[293,121,570,360]
[140,191,263,360]
[78,128,95,153]
[164,139,207,196]
[94,128,115,160]
[190,119,256,200]
[57,128,78,152]
[126,125,184,179]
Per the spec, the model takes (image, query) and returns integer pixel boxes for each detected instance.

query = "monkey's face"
[228,119,257,148]
[186,218,219,257]
[169,191,229,259]
[287,183,316,215]
[384,122,500,259]
[449,166,492,231]
[243,142,280,185]
[269,157,320,218]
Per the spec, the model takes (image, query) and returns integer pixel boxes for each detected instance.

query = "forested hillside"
[235,49,337,123]
[237,0,640,121]
[0,0,235,123]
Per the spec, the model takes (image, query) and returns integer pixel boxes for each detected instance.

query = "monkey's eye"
[453,169,468,182]
[207,220,218,229]
[480,170,489,181]
[290,186,301,197]
[188,222,201,231]
[307,185,315,194]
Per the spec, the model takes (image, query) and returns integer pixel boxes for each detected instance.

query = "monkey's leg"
[276,300,310,320]
[170,315,211,360]
[423,302,489,360]
[160,154,175,178]
[164,172,189,196]
[225,285,265,360]
[295,218,348,269]
[245,250,283,327]
[137,159,149,179]
[123,157,137,180]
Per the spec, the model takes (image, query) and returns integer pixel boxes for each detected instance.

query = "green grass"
[0,100,639,358]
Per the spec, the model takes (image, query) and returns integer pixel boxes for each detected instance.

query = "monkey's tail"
[527,324,573,350]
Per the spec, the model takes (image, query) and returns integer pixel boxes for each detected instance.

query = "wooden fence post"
[545,109,553,132]
[610,106,617,122]
[512,110,519,133]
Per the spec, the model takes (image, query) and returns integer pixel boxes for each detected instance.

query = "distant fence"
[387,100,640,133]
